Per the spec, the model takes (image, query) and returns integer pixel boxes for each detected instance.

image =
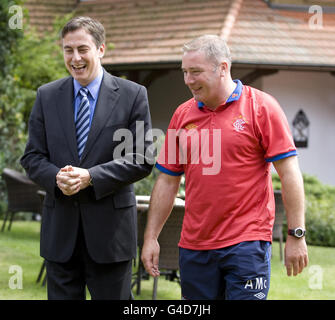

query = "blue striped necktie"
[76,87,90,159]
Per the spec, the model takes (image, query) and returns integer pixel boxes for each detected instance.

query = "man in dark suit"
[20,16,154,300]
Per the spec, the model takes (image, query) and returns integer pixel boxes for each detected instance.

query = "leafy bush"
[136,169,335,247]
[272,173,335,247]
[134,134,185,198]
[0,5,70,217]
[134,166,160,196]
[0,0,26,216]
[303,175,335,247]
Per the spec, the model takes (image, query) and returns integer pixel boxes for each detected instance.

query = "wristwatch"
[88,177,93,187]
[288,227,306,238]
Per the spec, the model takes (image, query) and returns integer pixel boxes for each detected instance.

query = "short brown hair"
[61,16,105,48]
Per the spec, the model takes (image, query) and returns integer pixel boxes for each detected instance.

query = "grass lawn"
[0,221,334,300]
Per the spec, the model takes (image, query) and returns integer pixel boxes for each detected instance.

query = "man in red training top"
[141,35,308,300]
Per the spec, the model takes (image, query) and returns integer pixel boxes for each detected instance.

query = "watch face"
[295,228,304,237]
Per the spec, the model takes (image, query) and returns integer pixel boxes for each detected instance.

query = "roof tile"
[24,0,335,68]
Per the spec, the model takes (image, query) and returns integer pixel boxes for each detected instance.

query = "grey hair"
[182,35,232,69]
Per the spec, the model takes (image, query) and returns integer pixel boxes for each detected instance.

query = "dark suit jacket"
[20,69,154,263]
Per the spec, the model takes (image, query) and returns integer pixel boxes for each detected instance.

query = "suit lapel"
[80,70,120,163]
[57,77,79,163]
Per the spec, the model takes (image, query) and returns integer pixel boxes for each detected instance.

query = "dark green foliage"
[272,173,335,247]
[0,3,71,216]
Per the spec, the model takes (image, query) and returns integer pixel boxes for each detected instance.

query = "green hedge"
[272,173,335,247]
[136,171,335,247]
[134,134,185,199]
[0,7,71,217]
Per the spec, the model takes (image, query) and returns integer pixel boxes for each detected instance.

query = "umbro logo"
[254,292,266,299]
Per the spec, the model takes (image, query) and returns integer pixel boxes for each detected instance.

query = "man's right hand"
[141,238,161,277]
[56,165,81,196]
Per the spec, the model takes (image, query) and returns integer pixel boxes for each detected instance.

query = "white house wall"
[147,67,259,130]
[263,70,335,186]
[147,69,335,186]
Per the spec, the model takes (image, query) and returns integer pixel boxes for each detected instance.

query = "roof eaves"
[263,0,335,13]
[233,60,335,72]
[103,60,182,71]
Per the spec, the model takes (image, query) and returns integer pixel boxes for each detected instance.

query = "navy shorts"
[179,241,271,300]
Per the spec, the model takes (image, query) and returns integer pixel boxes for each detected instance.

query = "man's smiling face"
[182,50,224,108]
[62,28,105,87]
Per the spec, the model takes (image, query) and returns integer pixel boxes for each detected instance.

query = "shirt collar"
[73,66,104,100]
[197,79,243,109]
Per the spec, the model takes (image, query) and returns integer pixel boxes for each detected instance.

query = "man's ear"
[98,43,105,58]
[220,60,229,77]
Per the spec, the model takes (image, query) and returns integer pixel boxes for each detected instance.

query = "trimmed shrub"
[272,173,335,247]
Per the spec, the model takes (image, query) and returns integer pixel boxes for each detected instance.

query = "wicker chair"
[152,202,184,299]
[273,190,285,261]
[134,196,185,300]
[36,190,47,286]
[1,168,43,232]
[132,197,150,295]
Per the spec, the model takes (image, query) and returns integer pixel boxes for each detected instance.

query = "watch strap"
[288,228,306,238]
